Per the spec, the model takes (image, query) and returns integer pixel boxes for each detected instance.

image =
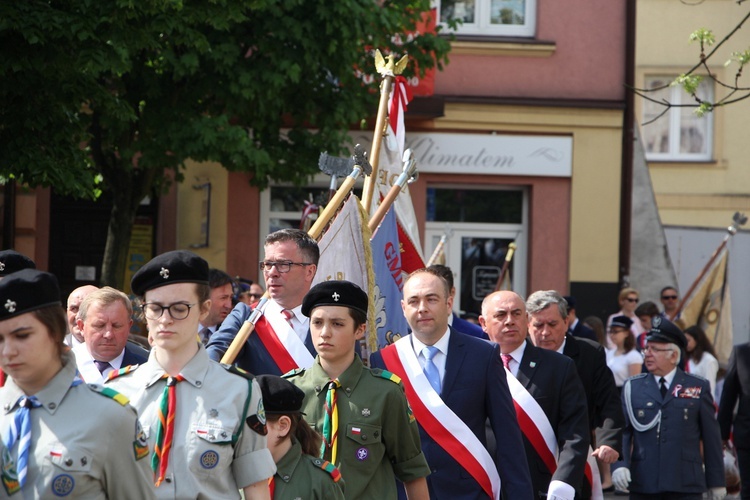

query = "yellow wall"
[438,103,624,283]
[176,160,229,270]
[636,0,750,227]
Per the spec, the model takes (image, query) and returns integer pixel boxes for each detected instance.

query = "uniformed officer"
[107,250,276,499]
[285,280,430,500]
[257,374,345,499]
[612,317,726,500]
[0,269,155,499]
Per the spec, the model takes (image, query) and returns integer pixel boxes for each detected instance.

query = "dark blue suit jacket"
[452,313,489,340]
[371,328,534,500]
[206,302,315,376]
[569,320,597,343]
[122,341,149,366]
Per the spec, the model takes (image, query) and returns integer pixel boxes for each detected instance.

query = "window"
[436,0,536,37]
[642,75,714,161]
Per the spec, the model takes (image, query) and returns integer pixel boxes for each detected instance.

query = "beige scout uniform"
[286,355,430,500]
[108,345,275,499]
[0,352,155,499]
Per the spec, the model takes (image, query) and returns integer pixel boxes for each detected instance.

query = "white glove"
[611,467,631,491]
[709,486,727,500]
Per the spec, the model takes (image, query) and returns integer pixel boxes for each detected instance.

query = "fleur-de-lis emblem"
[160,267,169,279]
[0,261,5,272]
[4,299,16,313]
[332,292,340,302]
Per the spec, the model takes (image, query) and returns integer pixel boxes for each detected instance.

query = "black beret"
[0,250,36,277]
[646,316,686,349]
[256,375,305,415]
[131,250,209,296]
[0,269,61,320]
[301,280,368,318]
[610,315,634,330]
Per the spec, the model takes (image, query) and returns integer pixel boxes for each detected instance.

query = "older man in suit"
[527,290,623,495]
[72,286,148,382]
[719,342,750,499]
[371,268,533,499]
[613,317,725,499]
[481,291,590,500]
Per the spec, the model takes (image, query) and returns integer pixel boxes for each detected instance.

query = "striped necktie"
[321,379,341,465]
[1,396,41,492]
[152,374,185,486]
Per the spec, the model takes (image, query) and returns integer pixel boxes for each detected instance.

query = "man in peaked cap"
[613,316,726,499]
[0,250,35,279]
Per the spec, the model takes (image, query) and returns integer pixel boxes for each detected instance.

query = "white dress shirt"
[411,327,451,385]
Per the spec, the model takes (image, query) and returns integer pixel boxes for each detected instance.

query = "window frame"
[434,0,537,38]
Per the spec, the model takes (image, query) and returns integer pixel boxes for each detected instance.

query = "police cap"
[646,316,687,349]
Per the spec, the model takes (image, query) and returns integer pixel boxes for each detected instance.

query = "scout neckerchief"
[152,374,184,486]
[321,379,341,465]
[1,374,83,495]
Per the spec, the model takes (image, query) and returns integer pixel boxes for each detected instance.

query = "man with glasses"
[208,229,319,375]
[659,286,681,321]
[613,317,725,500]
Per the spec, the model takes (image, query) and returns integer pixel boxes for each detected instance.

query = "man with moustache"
[371,268,533,499]
[526,290,623,497]
[480,291,590,500]
[207,228,318,375]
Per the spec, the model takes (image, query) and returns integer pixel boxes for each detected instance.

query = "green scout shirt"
[286,355,429,500]
[272,437,345,500]
[0,352,155,499]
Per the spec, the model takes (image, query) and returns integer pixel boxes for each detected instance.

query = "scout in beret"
[257,374,344,499]
[0,269,154,498]
[614,315,725,498]
[285,280,430,499]
[0,250,35,279]
[606,314,643,389]
[107,250,275,499]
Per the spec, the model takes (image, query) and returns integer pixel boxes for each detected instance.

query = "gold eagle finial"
[374,49,408,77]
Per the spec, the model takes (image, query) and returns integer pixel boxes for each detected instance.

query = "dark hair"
[634,301,660,318]
[405,268,450,298]
[428,264,454,290]
[623,330,636,353]
[265,229,320,266]
[32,305,67,359]
[684,325,717,363]
[660,286,678,297]
[266,412,322,456]
[208,268,233,289]
[583,315,606,346]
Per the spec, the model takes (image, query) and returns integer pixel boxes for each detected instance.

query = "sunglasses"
[625,297,639,303]
[661,295,678,300]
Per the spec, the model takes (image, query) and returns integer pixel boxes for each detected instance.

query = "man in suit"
[198,268,234,344]
[370,268,533,499]
[527,290,623,495]
[481,291,590,500]
[65,284,99,347]
[563,295,597,343]
[207,228,318,375]
[428,264,488,339]
[613,317,725,499]
[719,342,750,499]
[72,286,148,382]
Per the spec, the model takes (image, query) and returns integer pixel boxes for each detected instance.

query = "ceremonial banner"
[371,208,410,348]
[369,77,425,273]
[678,247,733,364]
[313,195,376,349]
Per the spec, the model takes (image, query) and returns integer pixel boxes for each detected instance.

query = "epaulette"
[308,456,342,483]
[685,372,708,383]
[630,373,649,380]
[370,368,401,384]
[87,384,130,406]
[106,364,139,381]
[221,363,256,380]
[281,368,306,379]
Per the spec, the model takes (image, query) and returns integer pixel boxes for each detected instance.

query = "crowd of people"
[0,232,747,499]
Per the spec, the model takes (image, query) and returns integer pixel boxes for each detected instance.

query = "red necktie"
[281,309,294,328]
[501,353,512,370]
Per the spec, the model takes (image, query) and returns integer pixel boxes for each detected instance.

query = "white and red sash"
[380,337,501,500]
[252,300,314,374]
[506,368,603,500]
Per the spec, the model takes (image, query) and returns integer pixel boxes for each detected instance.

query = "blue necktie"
[422,346,442,394]
[2,396,41,489]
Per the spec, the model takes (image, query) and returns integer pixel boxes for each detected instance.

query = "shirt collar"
[556,337,567,354]
[654,367,678,387]
[411,327,451,358]
[74,342,125,370]
[310,354,364,398]
[506,341,527,363]
[141,343,210,389]
[275,437,303,483]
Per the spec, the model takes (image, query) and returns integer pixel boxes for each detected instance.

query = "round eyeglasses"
[142,303,195,320]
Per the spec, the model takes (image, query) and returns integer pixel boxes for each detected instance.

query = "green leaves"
[672,74,703,95]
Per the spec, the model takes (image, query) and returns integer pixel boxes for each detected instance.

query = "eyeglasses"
[259,260,313,273]
[643,345,673,353]
[247,293,262,299]
[142,303,194,320]
[661,295,678,300]
[625,297,639,303]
